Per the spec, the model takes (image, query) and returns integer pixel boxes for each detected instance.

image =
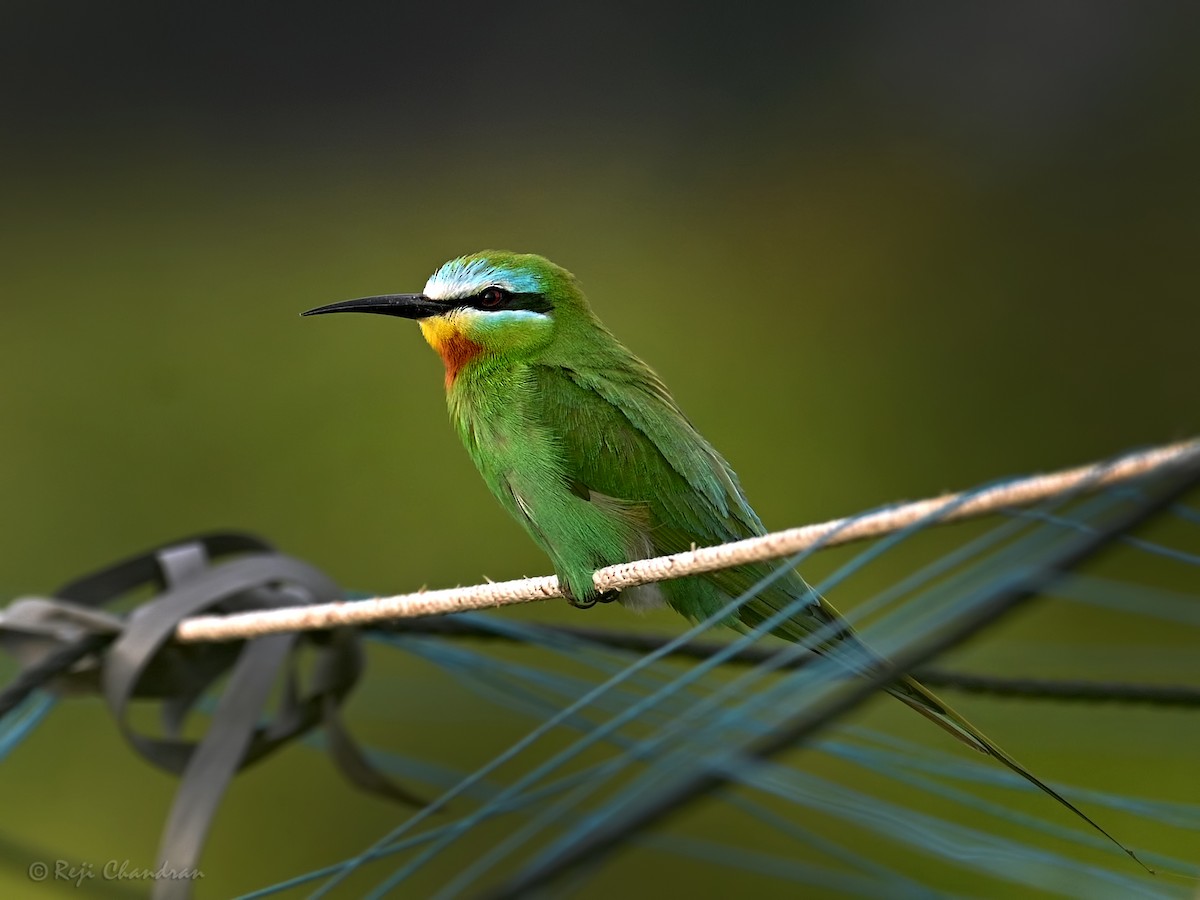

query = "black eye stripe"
[460,291,553,314]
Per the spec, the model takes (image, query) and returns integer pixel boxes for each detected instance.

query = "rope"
[173,438,1200,643]
[388,620,1200,707]
[5,620,1192,746]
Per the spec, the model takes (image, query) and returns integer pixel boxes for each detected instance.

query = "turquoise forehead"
[424,256,543,299]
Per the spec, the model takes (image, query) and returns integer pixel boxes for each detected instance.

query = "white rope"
[175,438,1200,643]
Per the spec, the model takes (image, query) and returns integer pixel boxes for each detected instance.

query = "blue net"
[252,466,1199,898]
[2,460,1197,899]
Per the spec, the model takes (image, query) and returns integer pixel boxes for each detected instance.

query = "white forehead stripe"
[424,257,542,300]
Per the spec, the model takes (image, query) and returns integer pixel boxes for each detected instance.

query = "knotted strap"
[0,533,424,900]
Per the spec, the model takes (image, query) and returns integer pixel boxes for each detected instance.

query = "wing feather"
[533,364,760,550]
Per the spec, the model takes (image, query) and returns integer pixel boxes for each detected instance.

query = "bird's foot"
[565,589,620,609]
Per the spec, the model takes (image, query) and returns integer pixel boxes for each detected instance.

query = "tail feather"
[889,675,1151,873]
[740,585,1150,871]
[734,585,1147,873]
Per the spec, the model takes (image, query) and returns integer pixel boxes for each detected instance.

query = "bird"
[303,250,1143,867]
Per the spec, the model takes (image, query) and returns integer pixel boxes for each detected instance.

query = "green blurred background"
[1,2,1197,897]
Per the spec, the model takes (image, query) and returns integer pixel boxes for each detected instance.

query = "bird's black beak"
[301,293,445,320]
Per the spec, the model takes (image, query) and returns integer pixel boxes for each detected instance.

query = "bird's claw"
[566,589,620,609]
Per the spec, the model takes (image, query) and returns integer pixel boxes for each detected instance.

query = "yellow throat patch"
[419,315,483,388]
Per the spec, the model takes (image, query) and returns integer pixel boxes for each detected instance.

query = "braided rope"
[174,438,1200,643]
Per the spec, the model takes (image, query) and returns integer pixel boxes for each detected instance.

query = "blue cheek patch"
[472,309,549,330]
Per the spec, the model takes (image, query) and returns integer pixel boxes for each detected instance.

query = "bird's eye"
[478,287,508,308]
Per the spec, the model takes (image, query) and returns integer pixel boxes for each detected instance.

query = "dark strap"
[55,533,274,605]
[154,633,296,900]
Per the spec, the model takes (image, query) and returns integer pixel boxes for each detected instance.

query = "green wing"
[534,362,760,546]
[532,360,831,633]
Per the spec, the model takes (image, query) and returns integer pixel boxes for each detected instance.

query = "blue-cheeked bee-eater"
[304,251,1142,865]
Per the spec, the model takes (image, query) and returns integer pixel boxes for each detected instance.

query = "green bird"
[304,250,1141,865]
